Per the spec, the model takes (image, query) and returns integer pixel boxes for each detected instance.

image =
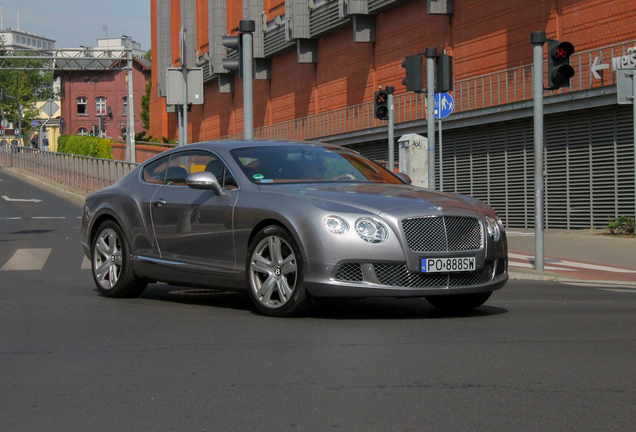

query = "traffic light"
[20,129,24,138]
[221,35,242,78]
[90,125,96,137]
[547,40,575,89]
[98,116,104,135]
[401,55,422,93]
[436,53,453,93]
[374,90,389,120]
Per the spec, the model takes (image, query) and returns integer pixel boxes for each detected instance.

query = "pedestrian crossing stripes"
[1,248,52,271]
[0,248,91,271]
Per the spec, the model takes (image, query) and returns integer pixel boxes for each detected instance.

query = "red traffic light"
[548,40,575,89]
[374,90,389,120]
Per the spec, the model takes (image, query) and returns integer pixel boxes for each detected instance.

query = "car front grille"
[333,259,505,288]
[402,216,483,252]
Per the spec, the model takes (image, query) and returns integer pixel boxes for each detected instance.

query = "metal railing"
[0,146,137,194]
[219,39,636,141]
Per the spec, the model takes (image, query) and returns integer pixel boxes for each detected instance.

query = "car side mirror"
[186,171,223,195]
[395,172,412,184]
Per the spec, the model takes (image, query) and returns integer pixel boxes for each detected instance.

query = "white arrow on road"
[2,195,42,203]
[591,56,610,79]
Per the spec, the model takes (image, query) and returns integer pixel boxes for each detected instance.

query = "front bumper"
[304,258,508,298]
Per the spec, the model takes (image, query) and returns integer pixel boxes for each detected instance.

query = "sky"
[1,0,151,50]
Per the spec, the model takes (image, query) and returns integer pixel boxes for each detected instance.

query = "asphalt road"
[1,168,636,432]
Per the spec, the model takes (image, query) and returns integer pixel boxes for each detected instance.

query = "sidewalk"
[507,229,636,284]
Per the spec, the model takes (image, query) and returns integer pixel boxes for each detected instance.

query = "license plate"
[421,257,476,273]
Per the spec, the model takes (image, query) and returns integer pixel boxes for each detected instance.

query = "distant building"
[57,56,151,141]
[0,28,55,50]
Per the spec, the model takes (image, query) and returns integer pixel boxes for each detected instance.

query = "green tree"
[140,79,151,130]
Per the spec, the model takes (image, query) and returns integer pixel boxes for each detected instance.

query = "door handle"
[153,199,167,207]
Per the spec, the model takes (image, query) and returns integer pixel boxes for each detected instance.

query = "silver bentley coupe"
[81,140,508,317]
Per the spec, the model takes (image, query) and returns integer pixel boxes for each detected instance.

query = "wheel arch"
[88,211,127,252]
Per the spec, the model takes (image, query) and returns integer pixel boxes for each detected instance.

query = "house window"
[77,97,87,114]
[122,97,128,116]
[77,128,88,136]
[96,97,107,115]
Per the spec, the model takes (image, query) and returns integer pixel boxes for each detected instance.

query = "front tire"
[91,220,146,298]
[426,292,492,312]
[246,226,309,317]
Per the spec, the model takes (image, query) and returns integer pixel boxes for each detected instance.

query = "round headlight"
[324,215,349,235]
[485,216,501,242]
[355,217,389,243]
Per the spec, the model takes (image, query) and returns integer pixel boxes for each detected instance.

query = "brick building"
[149,0,636,229]
[58,56,150,141]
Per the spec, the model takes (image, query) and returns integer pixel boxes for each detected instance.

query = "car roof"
[141,139,348,165]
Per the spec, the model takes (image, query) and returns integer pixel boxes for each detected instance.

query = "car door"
[150,150,239,272]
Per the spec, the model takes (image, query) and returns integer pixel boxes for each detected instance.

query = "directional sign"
[434,92,454,119]
[41,100,60,118]
[617,69,635,105]
[591,56,610,79]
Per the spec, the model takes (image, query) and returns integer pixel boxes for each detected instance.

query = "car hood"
[259,183,490,216]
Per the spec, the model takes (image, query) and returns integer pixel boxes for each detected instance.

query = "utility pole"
[531,31,547,272]
[240,20,255,140]
[126,37,136,162]
[386,86,395,172]
[425,48,437,189]
[179,29,188,147]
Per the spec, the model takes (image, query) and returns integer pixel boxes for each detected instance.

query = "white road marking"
[0,217,22,220]
[32,217,66,220]
[509,261,577,271]
[600,289,636,293]
[506,231,535,237]
[562,282,636,289]
[2,195,42,203]
[1,248,52,271]
[509,253,636,274]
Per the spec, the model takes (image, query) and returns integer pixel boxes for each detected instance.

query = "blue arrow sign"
[434,92,454,119]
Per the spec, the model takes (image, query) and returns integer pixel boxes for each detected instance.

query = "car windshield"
[230,144,403,185]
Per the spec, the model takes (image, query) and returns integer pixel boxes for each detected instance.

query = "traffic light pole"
[240,20,255,140]
[126,38,136,162]
[531,31,547,272]
[387,86,395,172]
[179,29,188,148]
[425,48,437,189]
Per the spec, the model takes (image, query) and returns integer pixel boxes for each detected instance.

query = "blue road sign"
[31,120,38,128]
[434,92,454,119]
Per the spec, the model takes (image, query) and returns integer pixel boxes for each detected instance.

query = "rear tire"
[246,225,310,317]
[426,291,492,312]
[91,220,147,298]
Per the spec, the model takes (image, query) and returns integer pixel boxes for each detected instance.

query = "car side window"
[142,157,168,185]
[165,150,237,188]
